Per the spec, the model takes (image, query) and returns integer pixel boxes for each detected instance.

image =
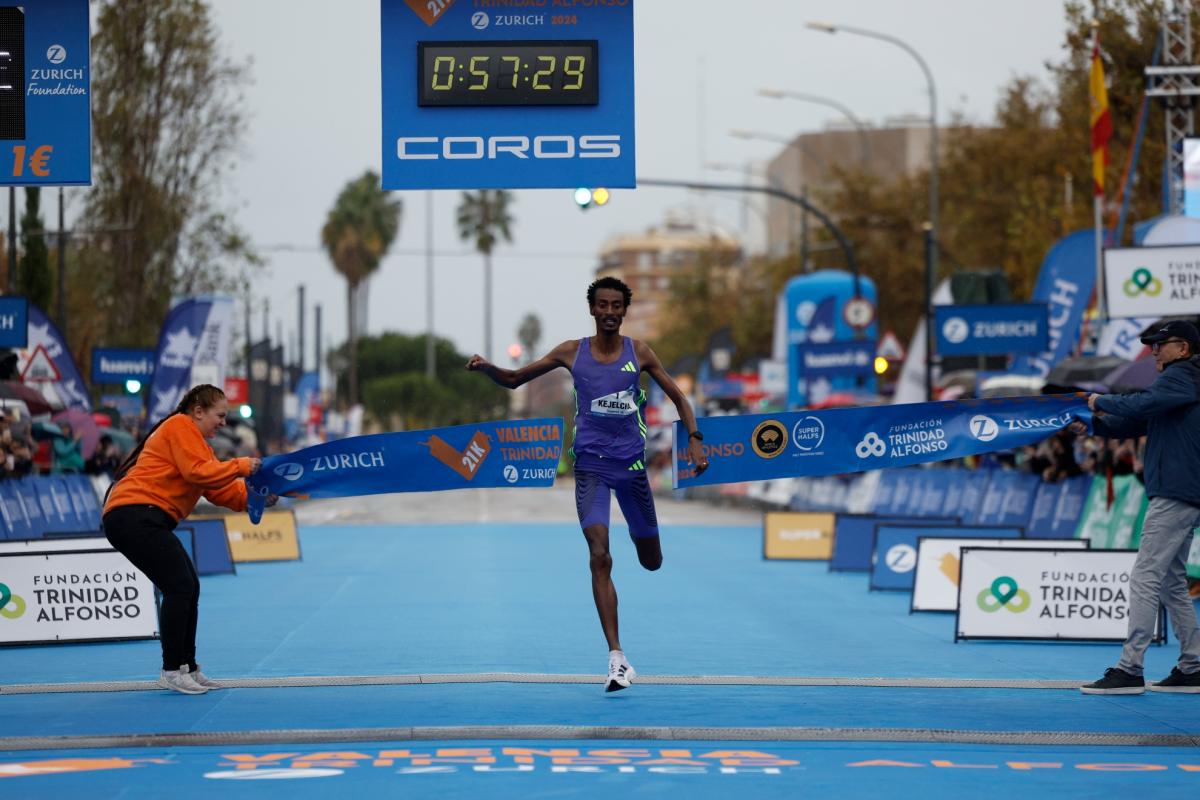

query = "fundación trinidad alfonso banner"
[0,551,158,645]
[246,418,565,523]
[911,537,1088,614]
[147,296,235,424]
[674,395,1090,488]
[955,547,1164,642]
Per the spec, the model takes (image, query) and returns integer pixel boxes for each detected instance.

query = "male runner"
[467,276,708,692]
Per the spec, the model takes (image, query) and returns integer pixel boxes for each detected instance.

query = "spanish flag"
[1090,35,1112,197]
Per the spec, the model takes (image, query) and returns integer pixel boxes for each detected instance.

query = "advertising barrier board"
[0,550,158,645]
[934,303,1049,356]
[911,536,1089,612]
[956,547,1163,642]
[91,347,155,384]
[0,296,28,348]
[0,536,108,554]
[221,510,300,563]
[830,515,960,572]
[1104,244,1200,318]
[1026,475,1091,539]
[762,511,835,560]
[173,526,196,564]
[181,518,236,576]
[870,525,1022,592]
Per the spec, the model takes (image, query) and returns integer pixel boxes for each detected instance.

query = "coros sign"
[381,0,635,189]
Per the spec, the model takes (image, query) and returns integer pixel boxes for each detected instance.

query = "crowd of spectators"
[0,409,130,480]
[0,408,35,478]
[1019,430,1145,485]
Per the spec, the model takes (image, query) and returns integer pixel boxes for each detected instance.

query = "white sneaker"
[605,651,636,693]
[188,665,221,690]
[159,666,208,695]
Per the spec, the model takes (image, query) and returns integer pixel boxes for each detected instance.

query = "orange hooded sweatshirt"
[103,414,253,522]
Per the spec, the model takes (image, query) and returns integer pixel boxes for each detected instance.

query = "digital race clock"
[417,40,598,107]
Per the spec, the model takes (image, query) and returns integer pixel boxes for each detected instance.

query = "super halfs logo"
[404,0,457,27]
[422,430,492,480]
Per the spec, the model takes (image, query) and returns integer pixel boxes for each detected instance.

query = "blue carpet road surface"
[1,522,1198,798]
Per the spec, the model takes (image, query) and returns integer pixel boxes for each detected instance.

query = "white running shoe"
[188,665,221,690]
[605,651,636,693]
[159,666,208,695]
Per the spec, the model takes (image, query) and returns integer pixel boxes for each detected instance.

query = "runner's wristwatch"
[688,430,704,442]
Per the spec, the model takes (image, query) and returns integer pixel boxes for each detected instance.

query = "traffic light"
[238,404,253,419]
[573,187,610,209]
[124,379,142,394]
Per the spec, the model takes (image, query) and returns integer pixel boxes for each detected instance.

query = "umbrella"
[1044,356,1128,389]
[31,420,65,440]
[1105,356,1159,393]
[101,427,137,455]
[53,407,102,459]
[0,380,55,415]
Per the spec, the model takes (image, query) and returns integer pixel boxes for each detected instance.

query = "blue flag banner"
[674,395,1090,488]
[148,297,235,424]
[15,304,90,409]
[246,418,565,523]
[1010,230,1097,379]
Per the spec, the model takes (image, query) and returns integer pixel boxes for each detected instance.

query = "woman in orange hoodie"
[103,384,268,695]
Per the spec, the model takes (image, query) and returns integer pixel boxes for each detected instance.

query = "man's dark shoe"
[1080,668,1145,695]
[1149,667,1200,694]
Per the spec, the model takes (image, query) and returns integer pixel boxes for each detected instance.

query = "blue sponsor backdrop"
[675,395,1090,488]
[870,524,1022,591]
[0,296,27,347]
[780,270,879,408]
[934,303,1048,356]
[380,0,635,189]
[91,348,155,384]
[248,418,564,523]
[1,0,91,185]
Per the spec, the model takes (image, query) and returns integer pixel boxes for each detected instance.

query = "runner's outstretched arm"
[634,340,708,474]
[466,340,576,389]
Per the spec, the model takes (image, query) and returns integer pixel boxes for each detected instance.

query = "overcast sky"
[198,0,1070,370]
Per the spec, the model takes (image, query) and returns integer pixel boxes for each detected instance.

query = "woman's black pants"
[103,504,199,671]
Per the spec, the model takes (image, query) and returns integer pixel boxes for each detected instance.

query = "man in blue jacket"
[1077,320,1200,695]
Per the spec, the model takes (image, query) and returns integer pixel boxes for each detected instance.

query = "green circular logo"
[976,576,1030,613]
[0,581,26,619]
[1123,267,1162,298]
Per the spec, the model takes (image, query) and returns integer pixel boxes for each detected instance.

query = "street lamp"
[806,20,939,400]
[757,88,870,167]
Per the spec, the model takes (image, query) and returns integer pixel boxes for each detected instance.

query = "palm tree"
[517,312,542,365]
[455,190,514,361]
[321,171,401,405]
